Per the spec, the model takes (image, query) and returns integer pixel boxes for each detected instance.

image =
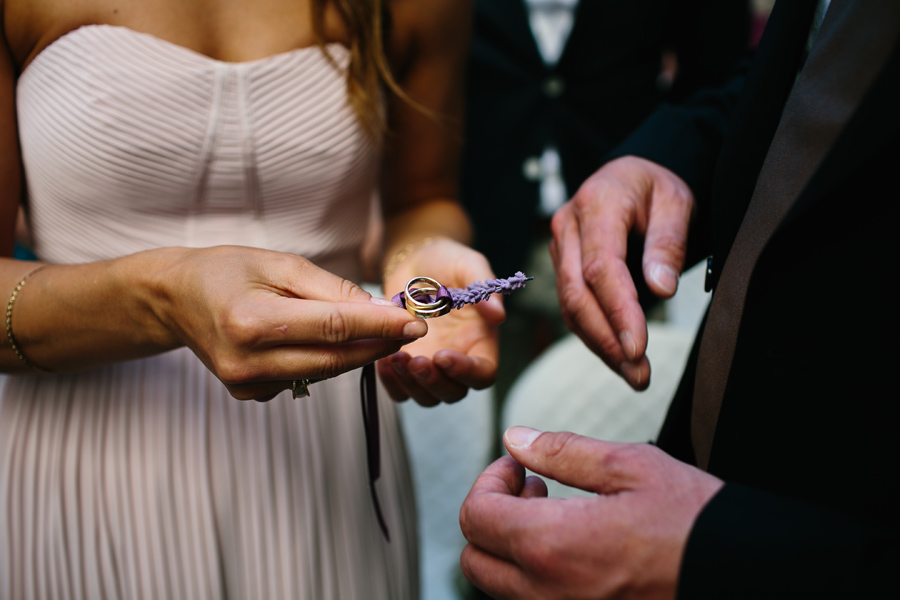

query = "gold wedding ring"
[404,277,451,319]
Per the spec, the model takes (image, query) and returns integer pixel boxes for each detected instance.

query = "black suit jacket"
[461,0,750,279]
[619,1,900,596]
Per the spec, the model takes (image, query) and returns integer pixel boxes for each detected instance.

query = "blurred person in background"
[461,0,751,409]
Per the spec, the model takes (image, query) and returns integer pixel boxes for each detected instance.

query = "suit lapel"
[706,0,817,291]
[778,40,900,231]
[695,0,900,469]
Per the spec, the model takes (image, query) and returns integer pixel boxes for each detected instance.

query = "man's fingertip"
[619,330,638,362]
[649,263,679,296]
[620,360,650,390]
[504,426,542,450]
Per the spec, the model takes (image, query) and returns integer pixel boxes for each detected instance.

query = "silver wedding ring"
[404,277,451,319]
[292,379,312,399]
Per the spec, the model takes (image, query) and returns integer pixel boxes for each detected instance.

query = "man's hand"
[550,156,694,390]
[459,427,723,600]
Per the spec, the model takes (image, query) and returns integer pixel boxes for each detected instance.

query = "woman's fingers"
[223,338,411,401]
[379,352,441,406]
[232,295,428,346]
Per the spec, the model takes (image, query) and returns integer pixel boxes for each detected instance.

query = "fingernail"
[370,296,397,307]
[650,263,679,296]
[619,330,637,362]
[620,361,647,389]
[403,321,427,338]
[504,426,542,449]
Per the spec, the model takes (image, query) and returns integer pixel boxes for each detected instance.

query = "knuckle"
[516,530,559,576]
[458,502,475,538]
[458,546,482,585]
[319,307,350,343]
[458,492,491,539]
[549,205,571,236]
[557,284,589,320]
[541,431,580,462]
[604,303,632,334]
[338,278,365,302]
[648,233,688,265]
[214,357,254,386]
[599,338,624,361]
[580,251,613,285]
[570,187,597,213]
[220,307,263,347]
[285,252,312,274]
[656,233,688,254]
[671,180,695,208]
[314,351,348,381]
[598,443,641,480]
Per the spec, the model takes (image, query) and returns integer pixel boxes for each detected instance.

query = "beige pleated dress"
[1,24,418,600]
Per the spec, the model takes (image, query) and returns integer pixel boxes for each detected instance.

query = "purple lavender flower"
[447,271,531,309]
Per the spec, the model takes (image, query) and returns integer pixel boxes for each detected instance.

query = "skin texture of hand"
[377,238,504,406]
[150,245,429,401]
[550,156,694,390]
[459,427,724,600]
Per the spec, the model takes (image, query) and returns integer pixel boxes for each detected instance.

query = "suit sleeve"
[605,0,753,202]
[602,58,749,271]
[606,62,749,200]
[677,483,899,599]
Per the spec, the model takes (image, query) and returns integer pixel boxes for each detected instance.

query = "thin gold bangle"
[5,264,48,371]
[382,237,438,281]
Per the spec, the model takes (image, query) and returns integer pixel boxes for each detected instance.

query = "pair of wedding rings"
[403,276,451,319]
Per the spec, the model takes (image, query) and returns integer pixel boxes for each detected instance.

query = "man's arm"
[679,483,899,599]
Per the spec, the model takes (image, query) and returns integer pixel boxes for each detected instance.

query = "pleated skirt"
[0,348,418,599]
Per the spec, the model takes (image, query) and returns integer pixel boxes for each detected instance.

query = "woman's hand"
[148,246,428,401]
[377,238,505,406]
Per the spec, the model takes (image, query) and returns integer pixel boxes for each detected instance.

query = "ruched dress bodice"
[1,25,417,600]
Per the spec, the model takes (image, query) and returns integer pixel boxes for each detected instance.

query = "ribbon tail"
[361,362,390,542]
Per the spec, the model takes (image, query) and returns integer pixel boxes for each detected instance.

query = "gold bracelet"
[382,236,437,281]
[5,265,48,371]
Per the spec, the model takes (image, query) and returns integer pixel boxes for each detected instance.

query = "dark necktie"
[691,0,900,470]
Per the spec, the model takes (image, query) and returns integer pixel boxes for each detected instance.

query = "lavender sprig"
[447,272,531,309]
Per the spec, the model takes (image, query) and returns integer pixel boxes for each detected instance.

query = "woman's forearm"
[1,248,185,373]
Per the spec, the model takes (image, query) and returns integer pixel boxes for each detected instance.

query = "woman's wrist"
[5,264,50,372]
[382,236,446,281]
[118,246,194,350]
[0,248,189,373]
